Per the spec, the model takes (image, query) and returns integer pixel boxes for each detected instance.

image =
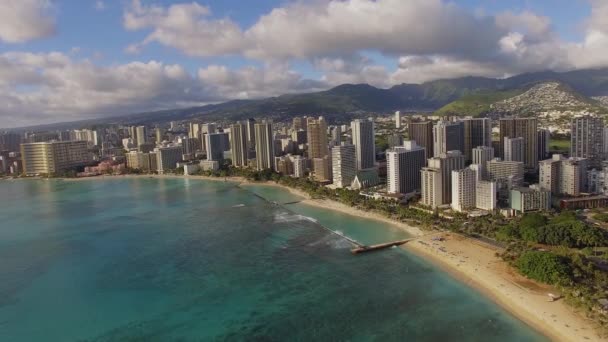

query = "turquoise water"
[0,178,547,341]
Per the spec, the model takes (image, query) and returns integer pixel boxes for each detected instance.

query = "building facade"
[351,119,376,170]
[386,141,426,195]
[254,121,275,170]
[499,118,538,170]
[571,115,604,168]
[21,141,91,175]
[331,144,356,188]
[451,167,477,212]
[433,121,464,157]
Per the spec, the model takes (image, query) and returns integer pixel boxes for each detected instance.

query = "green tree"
[515,251,572,286]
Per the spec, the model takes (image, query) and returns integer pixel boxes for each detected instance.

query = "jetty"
[351,238,415,254]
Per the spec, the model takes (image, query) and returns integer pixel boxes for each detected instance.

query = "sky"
[0,0,606,128]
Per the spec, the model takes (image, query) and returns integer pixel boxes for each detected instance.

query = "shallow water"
[0,178,547,341]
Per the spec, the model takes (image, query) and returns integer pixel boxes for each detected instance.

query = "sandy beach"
[45,174,605,341]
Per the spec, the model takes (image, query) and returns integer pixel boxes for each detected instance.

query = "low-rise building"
[510,185,551,213]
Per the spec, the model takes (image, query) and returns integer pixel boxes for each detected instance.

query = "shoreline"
[25,174,604,341]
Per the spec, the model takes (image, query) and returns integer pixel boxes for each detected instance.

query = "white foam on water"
[232,204,246,208]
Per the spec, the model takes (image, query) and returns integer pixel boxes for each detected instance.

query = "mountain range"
[11,68,608,131]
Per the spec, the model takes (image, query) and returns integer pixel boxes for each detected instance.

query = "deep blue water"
[0,178,547,341]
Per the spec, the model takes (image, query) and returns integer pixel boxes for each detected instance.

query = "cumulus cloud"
[122,0,608,85]
[0,52,325,128]
[0,0,56,43]
[124,0,503,60]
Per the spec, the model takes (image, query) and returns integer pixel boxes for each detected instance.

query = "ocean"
[0,178,547,341]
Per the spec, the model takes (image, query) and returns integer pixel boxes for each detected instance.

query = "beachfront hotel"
[21,140,91,176]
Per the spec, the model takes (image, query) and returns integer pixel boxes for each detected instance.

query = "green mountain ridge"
[9,68,608,131]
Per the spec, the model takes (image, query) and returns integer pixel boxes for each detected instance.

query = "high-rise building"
[462,118,492,163]
[331,144,356,188]
[486,159,524,187]
[331,126,342,146]
[539,154,588,196]
[307,117,329,160]
[387,141,426,195]
[155,145,182,174]
[408,121,433,155]
[292,117,303,131]
[451,167,477,212]
[71,129,100,146]
[136,126,147,147]
[351,119,376,170]
[472,146,495,165]
[291,155,307,178]
[188,122,200,139]
[275,156,294,175]
[395,111,402,129]
[254,121,275,170]
[230,122,248,167]
[313,156,332,182]
[427,150,465,205]
[21,141,91,175]
[499,118,538,169]
[504,137,525,163]
[292,130,307,145]
[0,132,22,152]
[181,137,200,159]
[510,185,551,213]
[538,129,550,161]
[387,133,404,148]
[421,167,443,208]
[155,127,165,143]
[476,180,497,211]
[571,115,604,168]
[206,132,230,161]
[246,118,256,149]
[202,123,216,135]
[433,120,464,157]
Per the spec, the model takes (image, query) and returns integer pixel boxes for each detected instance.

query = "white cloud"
[0,52,325,128]
[124,0,503,60]
[95,1,105,11]
[0,0,56,43]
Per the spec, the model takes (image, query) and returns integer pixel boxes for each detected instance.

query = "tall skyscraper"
[0,132,22,152]
[313,156,332,182]
[230,122,248,167]
[387,141,426,195]
[451,167,477,212]
[499,118,538,169]
[155,127,165,143]
[462,118,492,163]
[21,141,91,175]
[421,167,443,208]
[307,117,328,160]
[504,137,525,163]
[571,115,604,168]
[246,118,256,149]
[188,122,200,139]
[408,121,433,155]
[537,128,550,161]
[331,126,342,146]
[254,121,275,170]
[433,120,464,157]
[136,126,147,147]
[426,151,465,205]
[395,111,402,129]
[331,144,356,188]
[351,119,376,170]
[206,132,230,161]
[472,146,495,179]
